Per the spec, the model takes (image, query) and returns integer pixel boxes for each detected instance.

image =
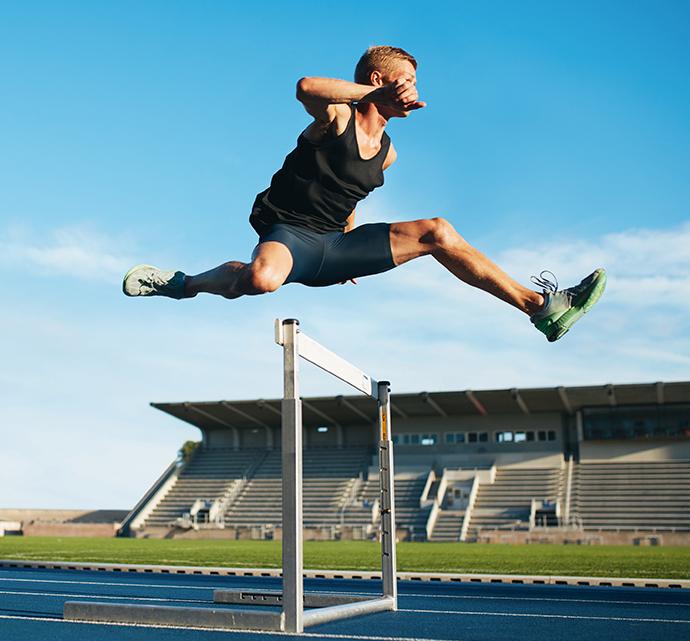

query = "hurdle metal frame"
[64,318,397,633]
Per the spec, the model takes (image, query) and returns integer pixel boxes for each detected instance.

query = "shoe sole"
[547,269,607,342]
[122,264,158,296]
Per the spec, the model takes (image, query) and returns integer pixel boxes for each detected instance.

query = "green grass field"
[1,537,689,579]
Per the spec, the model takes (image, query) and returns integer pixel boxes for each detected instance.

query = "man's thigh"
[305,223,396,287]
[255,224,325,285]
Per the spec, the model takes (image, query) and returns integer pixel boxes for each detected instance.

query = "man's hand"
[363,78,426,113]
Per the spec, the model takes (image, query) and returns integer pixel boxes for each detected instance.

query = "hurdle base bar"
[63,601,284,631]
[214,588,373,608]
[302,595,396,628]
[64,595,394,632]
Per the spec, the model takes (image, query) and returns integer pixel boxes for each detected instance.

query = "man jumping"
[123,45,606,342]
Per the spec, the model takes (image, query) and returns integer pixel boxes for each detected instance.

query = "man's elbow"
[296,77,313,101]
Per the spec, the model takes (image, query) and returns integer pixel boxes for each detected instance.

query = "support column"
[281,319,303,633]
[377,381,397,606]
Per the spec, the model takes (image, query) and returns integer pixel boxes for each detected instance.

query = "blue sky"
[2,1,689,509]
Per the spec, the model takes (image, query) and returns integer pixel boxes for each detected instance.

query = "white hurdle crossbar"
[64,318,397,633]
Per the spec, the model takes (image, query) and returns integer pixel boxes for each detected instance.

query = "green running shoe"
[530,268,607,342]
[122,264,187,299]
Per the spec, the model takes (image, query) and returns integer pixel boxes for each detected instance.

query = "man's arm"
[296,78,378,107]
[296,77,424,124]
[296,77,373,125]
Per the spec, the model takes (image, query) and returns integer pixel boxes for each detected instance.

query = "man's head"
[354,45,417,87]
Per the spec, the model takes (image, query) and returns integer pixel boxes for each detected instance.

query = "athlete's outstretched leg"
[389,217,606,341]
[123,241,293,300]
[390,217,543,314]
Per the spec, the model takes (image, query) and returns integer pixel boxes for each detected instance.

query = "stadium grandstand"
[117,381,690,545]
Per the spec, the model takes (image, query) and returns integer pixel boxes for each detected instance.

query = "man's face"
[374,60,418,118]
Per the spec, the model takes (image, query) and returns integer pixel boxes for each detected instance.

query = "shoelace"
[141,269,170,288]
[530,270,559,294]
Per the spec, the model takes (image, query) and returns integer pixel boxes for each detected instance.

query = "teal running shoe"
[122,264,187,299]
[530,269,607,342]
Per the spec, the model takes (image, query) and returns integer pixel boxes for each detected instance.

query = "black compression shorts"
[257,223,396,287]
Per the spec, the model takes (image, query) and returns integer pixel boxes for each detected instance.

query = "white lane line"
[403,608,690,624]
[397,591,687,608]
[1,577,685,608]
[0,589,206,604]
[0,577,212,591]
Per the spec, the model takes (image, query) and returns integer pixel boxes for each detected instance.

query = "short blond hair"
[354,45,417,85]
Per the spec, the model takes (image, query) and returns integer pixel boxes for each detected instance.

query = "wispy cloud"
[0,225,135,282]
[500,221,690,309]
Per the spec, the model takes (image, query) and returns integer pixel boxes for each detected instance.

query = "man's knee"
[246,262,286,294]
[422,217,460,248]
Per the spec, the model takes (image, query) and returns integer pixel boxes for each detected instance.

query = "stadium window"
[455,432,466,443]
[316,426,329,433]
[445,433,455,444]
[514,431,527,443]
[547,430,557,441]
[402,434,411,445]
[410,434,420,445]
[526,431,535,442]
[468,432,478,443]
[478,432,488,443]
[663,404,690,438]
[537,430,547,441]
[496,431,514,443]
[421,434,437,446]
[392,435,399,445]
[581,404,690,441]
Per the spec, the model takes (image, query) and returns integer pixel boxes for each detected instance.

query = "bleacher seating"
[429,511,464,542]
[139,453,690,538]
[393,477,431,540]
[570,461,690,531]
[341,475,430,539]
[466,468,563,540]
[143,448,264,528]
[224,448,370,527]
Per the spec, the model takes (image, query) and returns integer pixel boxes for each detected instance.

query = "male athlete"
[123,46,606,342]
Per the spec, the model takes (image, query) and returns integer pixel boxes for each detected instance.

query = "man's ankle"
[182,275,198,298]
[524,292,545,316]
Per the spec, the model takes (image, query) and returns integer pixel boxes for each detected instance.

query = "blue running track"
[1,567,689,641]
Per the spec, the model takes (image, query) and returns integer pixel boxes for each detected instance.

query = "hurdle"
[64,318,397,632]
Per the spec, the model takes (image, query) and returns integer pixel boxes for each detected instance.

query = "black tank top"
[250,105,391,234]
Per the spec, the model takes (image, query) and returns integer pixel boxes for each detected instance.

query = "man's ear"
[370,70,384,86]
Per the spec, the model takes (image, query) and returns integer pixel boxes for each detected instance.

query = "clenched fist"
[364,78,426,114]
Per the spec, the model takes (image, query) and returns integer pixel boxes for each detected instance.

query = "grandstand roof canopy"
[152,381,690,431]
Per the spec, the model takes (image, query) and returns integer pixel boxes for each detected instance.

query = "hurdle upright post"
[281,319,304,633]
[377,381,398,604]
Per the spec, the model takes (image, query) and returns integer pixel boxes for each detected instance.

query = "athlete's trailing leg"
[122,241,293,300]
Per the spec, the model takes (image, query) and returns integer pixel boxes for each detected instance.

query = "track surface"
[1,566,689,640]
